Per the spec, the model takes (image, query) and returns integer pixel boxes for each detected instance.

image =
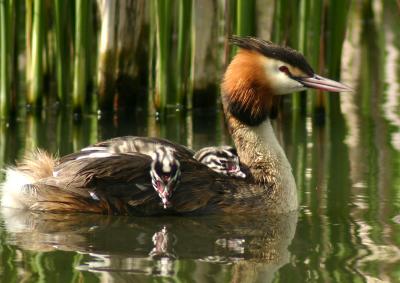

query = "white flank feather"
[1,168,34,209]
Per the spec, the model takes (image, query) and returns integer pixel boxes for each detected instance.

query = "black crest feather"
[229,35,315,76]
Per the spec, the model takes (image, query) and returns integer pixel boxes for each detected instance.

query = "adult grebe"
[1,36,351,215]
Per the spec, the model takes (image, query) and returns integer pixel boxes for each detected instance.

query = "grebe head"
[222,36,352,126]
[194,146,246,178]
[150,147,181,209]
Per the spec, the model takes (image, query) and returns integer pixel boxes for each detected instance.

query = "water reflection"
[1,207,297,282]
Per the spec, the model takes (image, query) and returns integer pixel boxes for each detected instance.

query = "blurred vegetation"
[0,0,354,119]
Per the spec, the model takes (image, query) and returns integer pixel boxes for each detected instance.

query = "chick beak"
[161,196,170,209]
[153,182,171,209]
[159,189,171,209]
[297,74,353,92]
[227,162,246,178]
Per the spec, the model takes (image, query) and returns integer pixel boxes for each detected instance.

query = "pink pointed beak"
[155,183,172,209]
[298,74,353,92]
[227,162,246,178]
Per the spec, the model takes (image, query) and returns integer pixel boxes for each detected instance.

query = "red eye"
[279,66,290,75]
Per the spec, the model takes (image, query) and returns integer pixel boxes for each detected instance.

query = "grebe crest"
[149,147,181,209]
[194,146,246,178]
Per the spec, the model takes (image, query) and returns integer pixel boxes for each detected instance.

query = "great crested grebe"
[1,36,351,215]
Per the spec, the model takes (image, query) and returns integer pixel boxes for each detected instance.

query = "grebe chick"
[194,146,246,178]
[73,136,195,160]
[149,147,180,209]
[67,137,244,178]
[63,145,181,209]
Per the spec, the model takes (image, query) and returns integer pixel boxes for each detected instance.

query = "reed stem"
[0,0,11,118]
[272,0,284,43]
[292,0,308,112]
[176,0,192,108]
[148,0,156,114]
[73,0,89,114]
[25,0,32,93]
[236,0,256,36]
[326,0,351,113]
[27,0,44,108]
[54,0,69,105]
[97,0,117,113]
[10,0,19,116]
[309,0,324,115]
[154,0,172,113]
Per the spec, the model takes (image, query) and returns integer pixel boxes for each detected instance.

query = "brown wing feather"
[165,159,233,214]
[29,153,163,214]
[51,153,153,194]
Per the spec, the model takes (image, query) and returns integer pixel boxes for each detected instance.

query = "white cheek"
[271,74,306,95]
[264,62,306,95]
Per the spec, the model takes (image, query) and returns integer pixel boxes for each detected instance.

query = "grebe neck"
[226,113,298,212]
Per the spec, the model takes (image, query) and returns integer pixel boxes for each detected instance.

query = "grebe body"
[61,136,246,208]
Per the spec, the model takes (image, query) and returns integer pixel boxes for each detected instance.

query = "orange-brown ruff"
[222,50,274,126]
[1,36,351,215]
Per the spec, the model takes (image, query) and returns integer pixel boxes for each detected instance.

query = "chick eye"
[279,66,290,75]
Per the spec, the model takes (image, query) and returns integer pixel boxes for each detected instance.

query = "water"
[0,104,399,282]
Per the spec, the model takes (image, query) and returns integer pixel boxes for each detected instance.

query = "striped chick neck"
[150,147,181,209]
[194,146,246,178]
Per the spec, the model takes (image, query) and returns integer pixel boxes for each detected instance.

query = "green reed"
[272,0,284,43]
[151,0,194,114]
[292,0,306,111]
[154,0,172,113]
[54,0,69,105]
[148,0,156,114]
[176,0,192,108]
[27,0,44,108]
[325,0,351,114]
[360,0,377,116]
[25,0,31,93]
[72,0,89,114]
[0,0,351,119]
[308,0,324,115]
[0,0,11,119]
[236,0,256,36]
[97,1,116,113]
